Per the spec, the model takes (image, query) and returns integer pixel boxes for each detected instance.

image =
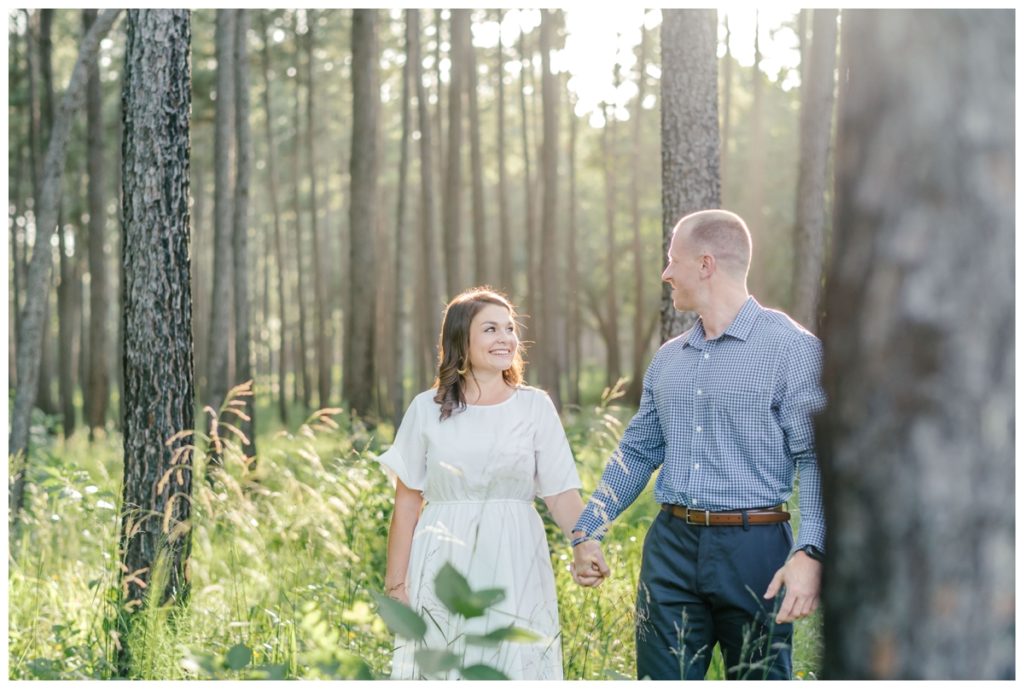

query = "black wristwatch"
[797,545,825,562]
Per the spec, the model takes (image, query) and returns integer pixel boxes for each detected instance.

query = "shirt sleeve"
[374,393,428,491]
[779,334,828,551]
[573,354,667,541]
[533,391,583,498]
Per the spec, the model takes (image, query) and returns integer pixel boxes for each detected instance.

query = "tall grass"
[8,382,821,679]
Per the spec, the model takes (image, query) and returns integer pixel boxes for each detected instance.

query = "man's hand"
[571,539,610,587]
[764,550,822,623]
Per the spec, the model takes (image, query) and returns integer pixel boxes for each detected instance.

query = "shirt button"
[703,352,709,359]
[695,425,702,433]
[693,463,700,470]
[696,389,703,395]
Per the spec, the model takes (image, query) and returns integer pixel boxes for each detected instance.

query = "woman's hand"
[386,581,409,605]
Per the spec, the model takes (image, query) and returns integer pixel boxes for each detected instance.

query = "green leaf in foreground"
[434,562,506,619]
[465,624,542,646]
[461,664,511,680]
[414,649,461,676]
[371,591,427,641]
[225,643,252,670]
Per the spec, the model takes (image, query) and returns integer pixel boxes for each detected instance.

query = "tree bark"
[720,15,733,191]
[518,26,535,319]
[566,93,581,407]
[391,11,414,427]
[305,11,331,410]
[791,9,838,330]
[659,10,720,342]
[117,9,194,673]
[410,10,443,390]
[346,9,380,418]
[206,9,235,416]
[626,23,650,405]
[600,99,622,386]
[291,13,311,410]
[258,11,289,427]
[83,8,110,437]
[9,9,123,515]
[466,11,487,286]
[232,9,256,456]
[820,9,1014,680]
[57,216,79,437]
[35,9,58,418]
[537,10,561,408]
[443,9,468,298]
[496,10,512,293]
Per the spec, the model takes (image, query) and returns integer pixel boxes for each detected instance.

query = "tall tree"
[720,14,733,191]
[410,9,443,389]
[819,9,1013,680]
[626,22,651,405]
[517,25,535,318]
[346,9,380,418]
[599,97,621,386]
[747,11,766,273]
[206,9,235,416]
[391,10,414,426]
[443,9,468,298]
[537,10,561,408]
[118,10,194,674]
[565,92,581,407]
[57,211,79,437]
[9,9,123,519]
[304,10,331,409]
[232,9,256,455]
[791,9,838,330]
[83,8,110,437]
[291,12,311,410]
[258,11,289,426]
[35,10,57,417]
[466,10,487,285]
[659,10,720,342]
[496,10,512,293]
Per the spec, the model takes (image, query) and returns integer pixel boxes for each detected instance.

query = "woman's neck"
[463,370,514,404]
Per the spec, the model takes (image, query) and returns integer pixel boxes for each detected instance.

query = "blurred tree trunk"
[820,9,1013,680]
[410,9,442,390]
[496,10,512,294]
[10,25,25,387]
[35,10,57,417]
[443,9,467,298]
[305,11,331,410]
[566,94,581,407]
[660,9,720,342]
[118,10,194,675]
[57,218,79,438]
[9,9,123,525]
[748,11,765,245]
[518,27,535,319]
[720,15,733,193]
[232,9,256,455]
[391,10,413,426]
[258,11,288,427]
[291,13,311,410]
[537,10,561,409]
[433,10,446,195]
[466,11,487,285]
[626,24,650,406]
[206,9,235,420]
[791,9,838,330]
[346,9,380,418]
[84,8,110,437]
[600,98,622,386]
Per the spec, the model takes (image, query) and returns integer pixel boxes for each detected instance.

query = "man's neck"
[699,288,750,340]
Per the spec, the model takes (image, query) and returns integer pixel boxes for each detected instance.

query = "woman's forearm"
[385,479,424,593]
[543,489,586,541]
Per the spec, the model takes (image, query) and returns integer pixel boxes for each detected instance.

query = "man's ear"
[700,253,716,277]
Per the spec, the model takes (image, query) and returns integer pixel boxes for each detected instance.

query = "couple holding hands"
[376,210,826,680]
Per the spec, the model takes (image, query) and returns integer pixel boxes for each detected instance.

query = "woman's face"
[466,303,518,376]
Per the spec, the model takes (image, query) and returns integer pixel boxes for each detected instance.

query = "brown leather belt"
[662,503,790,526]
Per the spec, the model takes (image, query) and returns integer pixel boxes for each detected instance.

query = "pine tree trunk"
[346,9,380,418]
[566,94,581,407]
[466,11,487,285]
[537,10,561,408]
[820,9,1013,679]
[258,11,289,427]
[391,11,413,427]
[9,10,123,521]
[58,220,79,437]
[232,9,256,455]
[659,10,720,342]
[496,10,512,294]
[206,9,235,418]
[600,100,622,386]
[518,27,534,318]
[626,24,649,405]
[35,10,58,418]
[291,14,311,410]
[443,9,468,298]
[720,15,733,191]
[117,9,194,674]
[791,9,838,330]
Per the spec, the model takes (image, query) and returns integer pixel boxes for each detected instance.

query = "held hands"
[763,550,822,624]
[571,539,611,587]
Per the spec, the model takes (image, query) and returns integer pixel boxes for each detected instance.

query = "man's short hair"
[676,209,752,278]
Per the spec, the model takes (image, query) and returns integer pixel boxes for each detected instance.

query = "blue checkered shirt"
[573,296,827,552]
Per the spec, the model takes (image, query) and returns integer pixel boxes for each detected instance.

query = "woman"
[376,287,603,680]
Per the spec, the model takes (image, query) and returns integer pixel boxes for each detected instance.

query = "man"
[571,210,826,680]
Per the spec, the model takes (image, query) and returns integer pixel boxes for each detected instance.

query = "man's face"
[661,226,700,311]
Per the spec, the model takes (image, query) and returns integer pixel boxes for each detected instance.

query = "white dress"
[375,385,581,680]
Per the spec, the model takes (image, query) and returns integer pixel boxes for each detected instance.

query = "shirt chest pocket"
[710,385,774,438]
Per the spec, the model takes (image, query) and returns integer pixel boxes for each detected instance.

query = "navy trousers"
[635,509,794,680]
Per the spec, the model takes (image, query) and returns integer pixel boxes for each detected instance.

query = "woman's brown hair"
[433,287,525,421]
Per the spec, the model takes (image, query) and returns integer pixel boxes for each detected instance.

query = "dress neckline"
[465,385,521,408]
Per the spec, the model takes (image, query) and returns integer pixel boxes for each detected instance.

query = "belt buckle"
[685,508,710,526]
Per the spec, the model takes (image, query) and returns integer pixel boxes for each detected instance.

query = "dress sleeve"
[533,391,583,498]
[374,394,428,491]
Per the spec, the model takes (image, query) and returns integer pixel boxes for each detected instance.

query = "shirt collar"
[684,295,761,348]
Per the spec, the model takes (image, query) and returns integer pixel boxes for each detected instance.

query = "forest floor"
[7,387,822,679]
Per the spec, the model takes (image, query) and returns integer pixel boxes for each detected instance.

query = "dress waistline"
[425,499,534,506]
